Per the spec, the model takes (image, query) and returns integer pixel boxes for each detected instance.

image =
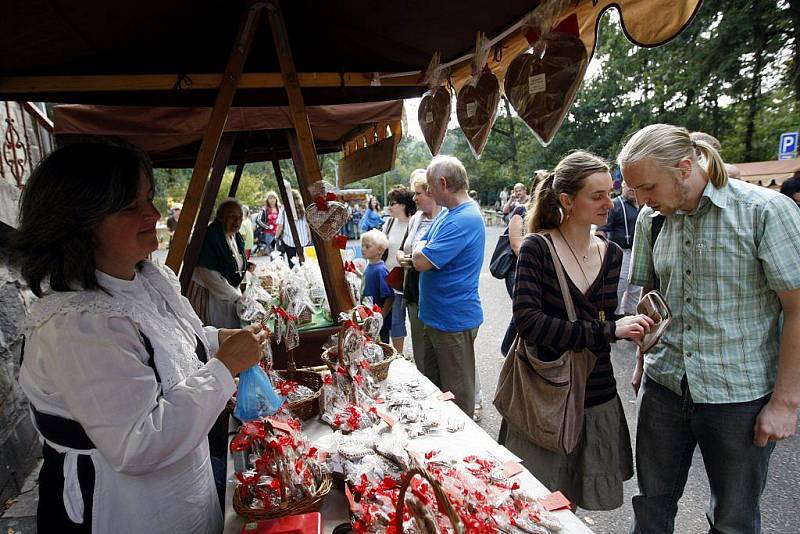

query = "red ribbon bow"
[344,260,357,273]
[272,305,296,322]
[314,191,338,211]
[333,235,348,249]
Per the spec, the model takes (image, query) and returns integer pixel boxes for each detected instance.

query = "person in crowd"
[360,229,394,343]
[502,181,530,219]
[469,189,479,203]
[498,186,510,210]
[254,191,281,255]
[360,196,384,232]
[690,131,742,179]
[382,185,416,353]
[505,150,653,510]
[350,201,363,239]
[166,202,181,237]
[239,205,255,260]
[499,173,541,358]
[596,181,641,314]
[275,189,312,265]
[620,124,800,533]
[412,155,485,418]
[188,198,247,329]
[12,142,265,533]
[400,169,444,376]
[779,172,800,206]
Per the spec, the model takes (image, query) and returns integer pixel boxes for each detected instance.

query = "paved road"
[472,225,800,534]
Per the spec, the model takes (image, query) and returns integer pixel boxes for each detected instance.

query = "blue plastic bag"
[234,365,285,421]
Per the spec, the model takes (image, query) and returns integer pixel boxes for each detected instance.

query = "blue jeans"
[631,374,775,534]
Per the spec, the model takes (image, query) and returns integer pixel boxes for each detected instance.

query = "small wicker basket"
[320,317,398,382]
[232,420,332,521]
[275,348,323,421]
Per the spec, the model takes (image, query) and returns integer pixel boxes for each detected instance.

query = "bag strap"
[538,234,578,322]
[651,214,666,291]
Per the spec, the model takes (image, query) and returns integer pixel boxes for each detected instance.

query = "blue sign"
[779,132,798,159]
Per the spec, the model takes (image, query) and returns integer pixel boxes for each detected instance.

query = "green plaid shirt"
[630,179,800,403]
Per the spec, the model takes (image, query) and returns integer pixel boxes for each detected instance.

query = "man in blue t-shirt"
[412,155,485,417]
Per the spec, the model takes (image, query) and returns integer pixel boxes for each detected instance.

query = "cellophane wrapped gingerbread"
[231,417,328,511]
[348,452,562,534]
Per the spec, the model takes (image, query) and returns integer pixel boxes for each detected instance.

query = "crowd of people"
[9,121,800,533]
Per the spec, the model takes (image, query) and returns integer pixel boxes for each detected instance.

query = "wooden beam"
[166,1,263,275]
[271,159,304,264]
[267,0,354,317]
[228,161,246,197]
[179,132,237,292]
[0,72,425,94]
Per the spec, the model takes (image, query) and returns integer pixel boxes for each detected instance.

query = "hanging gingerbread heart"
[456,33,500,159]
[418,85,451,156]
[505,14,588,146]
[307,200,348,240]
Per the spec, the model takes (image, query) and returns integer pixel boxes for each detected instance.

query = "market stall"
[222,359,594,534]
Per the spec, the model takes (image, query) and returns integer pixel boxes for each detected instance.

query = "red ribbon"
[333,235,348,249]
[272,305,296,322]
[344,260,357,273]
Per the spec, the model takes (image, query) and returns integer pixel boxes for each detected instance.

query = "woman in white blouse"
[189,198,247,328]
[13,142,265,533]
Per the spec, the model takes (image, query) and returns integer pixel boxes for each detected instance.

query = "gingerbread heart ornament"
[505,32,588,146]
[418,86,451,156]
[307,200,348,240]
[457,71,500,158]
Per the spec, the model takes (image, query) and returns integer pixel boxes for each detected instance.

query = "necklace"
[557,229,600,289]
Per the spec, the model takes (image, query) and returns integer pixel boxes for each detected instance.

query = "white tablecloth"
[223,359,593,534]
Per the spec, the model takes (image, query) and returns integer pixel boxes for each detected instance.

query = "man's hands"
[216,324,268,377]
[754,399,798,447]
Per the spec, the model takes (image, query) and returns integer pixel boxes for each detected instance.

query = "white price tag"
[466,101,477,118]
[425,111,434,123]
[528,73,546,94]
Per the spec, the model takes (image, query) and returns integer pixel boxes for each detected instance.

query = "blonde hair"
[409,168,428,189]
[618,124,728,188]
[361,229,388,250]
[527,151,609,233]
[427,155,469,192]
[291,189,306,219]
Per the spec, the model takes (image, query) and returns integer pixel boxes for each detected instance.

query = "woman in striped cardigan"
[505,151,653,511]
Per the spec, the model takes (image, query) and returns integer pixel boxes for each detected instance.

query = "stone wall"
[0,260,39,505]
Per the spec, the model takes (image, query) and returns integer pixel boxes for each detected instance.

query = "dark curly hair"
[387,185,416,217]
[11,141,154,297]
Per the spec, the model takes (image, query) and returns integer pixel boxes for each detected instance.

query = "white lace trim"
[24,261,208,394]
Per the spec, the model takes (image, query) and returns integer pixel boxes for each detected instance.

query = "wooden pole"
[271,158,304,264]
[166,1,263,275]
[228,161,246,197]
[266,0,354,316]
[179,132,237,292]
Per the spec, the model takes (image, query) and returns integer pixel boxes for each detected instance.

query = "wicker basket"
[275,348,323,421]
[233,425,333,523]
[320,318,398,382]
[394,468,463,532]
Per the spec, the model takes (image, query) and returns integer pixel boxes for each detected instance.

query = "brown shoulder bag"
[493,234,597,455]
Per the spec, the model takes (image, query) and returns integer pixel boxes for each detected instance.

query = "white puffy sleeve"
[33,311,235,475]
[194,267,241,303]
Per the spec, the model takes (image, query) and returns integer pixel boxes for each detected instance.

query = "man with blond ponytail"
[619,123,800,533]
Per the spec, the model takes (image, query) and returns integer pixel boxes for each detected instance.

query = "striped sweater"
[513,233,622,407]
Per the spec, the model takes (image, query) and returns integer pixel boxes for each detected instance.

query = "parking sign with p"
[779,132,798,160]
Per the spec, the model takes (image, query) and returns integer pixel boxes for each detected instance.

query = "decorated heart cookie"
[307,201,348,240]
[505,31,587,146]
[418,86,451,156]
[456,71,500,158]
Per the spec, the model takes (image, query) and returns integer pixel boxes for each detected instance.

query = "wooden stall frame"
[166,0,263,276]
[266,0,354,317]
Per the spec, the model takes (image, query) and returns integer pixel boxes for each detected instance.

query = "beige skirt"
[504,395,633,510]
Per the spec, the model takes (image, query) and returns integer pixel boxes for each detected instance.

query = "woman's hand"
[615,314,654,344]
[216,324,268,377]
[395,249,406,264]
